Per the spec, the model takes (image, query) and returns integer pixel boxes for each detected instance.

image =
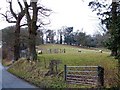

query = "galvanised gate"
[64,65,104,87]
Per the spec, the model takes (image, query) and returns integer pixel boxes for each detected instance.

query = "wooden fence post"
[64,65,67,81]
[97,66,104,87]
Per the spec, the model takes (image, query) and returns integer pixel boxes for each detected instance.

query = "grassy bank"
[8,44,118,88]
[2,59,12,66]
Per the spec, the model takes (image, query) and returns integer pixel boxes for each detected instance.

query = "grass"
[8,44,118,88]
[2,59,12,66]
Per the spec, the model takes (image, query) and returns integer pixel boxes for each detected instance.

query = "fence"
[64,65,104,87]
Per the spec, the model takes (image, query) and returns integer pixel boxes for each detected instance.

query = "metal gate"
[64,65,104,87]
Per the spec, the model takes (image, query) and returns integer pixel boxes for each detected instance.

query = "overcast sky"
[0,0,112,35]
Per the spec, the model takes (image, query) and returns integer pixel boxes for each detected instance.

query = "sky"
[0,0,112,35]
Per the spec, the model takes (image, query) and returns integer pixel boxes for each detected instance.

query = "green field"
[8,44,118,88]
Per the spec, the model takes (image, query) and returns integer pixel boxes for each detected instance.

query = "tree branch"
[17,0,24,12]
[37,6,52,17]
[37,6,52,11]
[20,24,28,27]
[37,20,51,28]
[38,10,51,17]
[0,13,16,23]
[24,1,31,22]
[9,0,17,20]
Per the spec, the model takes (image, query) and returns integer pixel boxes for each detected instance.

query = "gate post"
[64,65,67,81]
[97,66,104,87]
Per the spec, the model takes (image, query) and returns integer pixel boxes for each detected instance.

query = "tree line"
[46,26,106,48]
[2,25,107,61]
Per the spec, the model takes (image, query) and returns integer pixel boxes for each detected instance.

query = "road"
[0,63,38,89]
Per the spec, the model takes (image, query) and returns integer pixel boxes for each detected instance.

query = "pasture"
[8,44,118,88]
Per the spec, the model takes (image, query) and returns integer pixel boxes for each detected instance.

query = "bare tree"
[1,0,25,61]
[46,30,55,43]
[1,0,51,61]
[23,0,51,61]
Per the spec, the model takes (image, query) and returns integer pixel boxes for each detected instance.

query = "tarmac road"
[0,63,38,89]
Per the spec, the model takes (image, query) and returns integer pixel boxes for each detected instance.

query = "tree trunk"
[14,21,21,61]
[28,2,38,61]
[60,34,62,44]
[42,35,44,44]
[28,34,37,61]
[111,48,118,56]
[24,1,41,61]
[14,41,20,61]
[110,1,118,57]
[6,1,25,61]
